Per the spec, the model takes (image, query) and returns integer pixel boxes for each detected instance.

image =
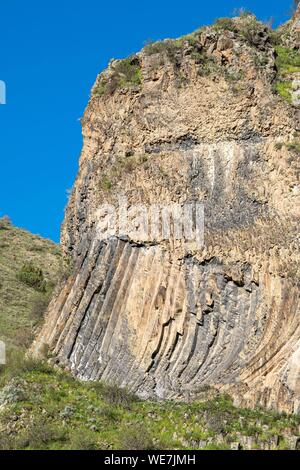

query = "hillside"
[1,366,300,450]
[0,217,62,349]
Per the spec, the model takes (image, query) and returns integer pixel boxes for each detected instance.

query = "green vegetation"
[286,141,300,153]
[112,58,142,88]
[274,141,300,153]
[143,35,220,77]
[17,262,48,293]
[0,218,62,350]
[213,18,237,33]
[144,39,184,68]
[0,360,299,450]
[0,222,299,450]
[100,175,113,192]
[93,57,142,96]
[273,47,300,104]
[275,46,300,74]
[275,81,293,103]
[238,15,264,46]
[92,12,294,98]
[144,39,177,57]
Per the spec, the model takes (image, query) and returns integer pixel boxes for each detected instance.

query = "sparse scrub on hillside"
[30,294,51,322]
[18,420,68,450]
[66,429,100,450]
[0,365,299,450]
[17,262,47,292]
[120,425,157,450]
[0,223,62,355]
[112,58,142,87]
[0,349,52,387]
[91,381,140,409]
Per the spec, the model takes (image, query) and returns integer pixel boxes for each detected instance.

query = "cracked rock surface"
[33,11,300,413]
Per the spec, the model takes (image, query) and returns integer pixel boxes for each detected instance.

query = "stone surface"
[32,13,300,413]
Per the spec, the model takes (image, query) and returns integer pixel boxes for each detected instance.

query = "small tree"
[17,262,46,292]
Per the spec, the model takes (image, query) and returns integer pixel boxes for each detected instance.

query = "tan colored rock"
[32,14,300,413]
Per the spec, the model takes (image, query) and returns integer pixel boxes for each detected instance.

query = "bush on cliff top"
[93,57,141,96]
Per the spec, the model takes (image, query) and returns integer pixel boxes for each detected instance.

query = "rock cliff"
[33,10,300,413]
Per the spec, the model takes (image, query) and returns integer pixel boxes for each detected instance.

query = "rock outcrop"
[33,11,300,413]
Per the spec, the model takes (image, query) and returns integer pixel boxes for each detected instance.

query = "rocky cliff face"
[33,11,300,413]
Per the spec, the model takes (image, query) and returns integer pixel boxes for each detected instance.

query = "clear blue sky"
[0,0,294,242]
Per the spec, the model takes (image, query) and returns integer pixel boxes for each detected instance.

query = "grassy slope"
[0,218,62,348]
[0,220,299,450]
[0,365,300,450]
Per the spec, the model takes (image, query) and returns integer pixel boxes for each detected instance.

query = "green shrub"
[268,29,282,46]
[275,81,293,103]
[120,425,157,450]
[100,175,113,192]
[93,57,141,96]
[17,262,46,292]
[144,40,175,56]
[19,421,67,450]
[275,46,300,74]
[214,18,237,32]
[100,154,148,192]
[93,79,108,96]
[287,141,300,153]
[67,429,99,450]
[145,39,187,67]
[92,381,140,409]
[238,16,264,46]
[112,58,142,88]
[275,142,283,150]
[198,57,220,76]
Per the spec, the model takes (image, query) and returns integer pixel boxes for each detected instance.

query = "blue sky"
[0,0,294,242]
